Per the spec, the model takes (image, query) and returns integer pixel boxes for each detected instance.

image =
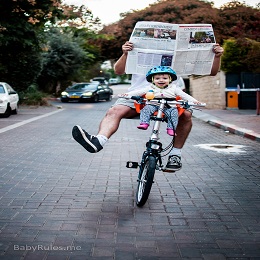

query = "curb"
[192,110,260,142]
[208,119,260,142]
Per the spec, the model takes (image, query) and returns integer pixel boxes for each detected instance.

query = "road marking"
[194,143,246,153]
[0,109,63,134]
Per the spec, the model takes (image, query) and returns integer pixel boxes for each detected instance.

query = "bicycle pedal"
[126,161,139,168]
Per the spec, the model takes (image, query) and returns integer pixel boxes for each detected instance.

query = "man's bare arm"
[114,41,133,75]
[210,44,224,76]
[114,41,224,76]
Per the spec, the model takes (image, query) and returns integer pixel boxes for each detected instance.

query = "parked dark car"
[60,82,113,103]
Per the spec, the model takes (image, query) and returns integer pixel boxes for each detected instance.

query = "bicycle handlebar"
[118,94,206,107]
[148,98,206,107]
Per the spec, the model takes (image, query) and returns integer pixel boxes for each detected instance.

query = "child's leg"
[164,107,179,130]
[140,105,157,124]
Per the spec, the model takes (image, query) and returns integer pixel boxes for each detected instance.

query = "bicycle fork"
[126,140,163,170]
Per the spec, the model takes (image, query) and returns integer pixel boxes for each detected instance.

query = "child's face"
[153,74,171,88]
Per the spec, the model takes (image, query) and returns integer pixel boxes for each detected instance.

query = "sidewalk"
[193,108,260,142]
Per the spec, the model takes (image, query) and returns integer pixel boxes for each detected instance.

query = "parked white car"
[0,82,19,117]
[109,78,119,85]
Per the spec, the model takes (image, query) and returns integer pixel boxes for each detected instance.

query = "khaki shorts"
[112,98,136,109]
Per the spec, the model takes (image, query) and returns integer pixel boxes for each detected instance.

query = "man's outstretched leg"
[165,110,192,171]
[72,125,103,153]
[72,103,137,153]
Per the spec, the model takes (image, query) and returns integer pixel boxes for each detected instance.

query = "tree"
[37,28,96,94]
[98,0,220,63]
[217,1,260,42]
[0,0,64,91]
[221,38,260,73]
[38,5,105,93]
[55,5,102,31]
[97,0,259,73]
[0,1,104,93]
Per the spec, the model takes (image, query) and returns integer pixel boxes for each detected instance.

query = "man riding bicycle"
[72,41,224,171]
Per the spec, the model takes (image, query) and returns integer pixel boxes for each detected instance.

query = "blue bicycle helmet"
[146,66,177,82]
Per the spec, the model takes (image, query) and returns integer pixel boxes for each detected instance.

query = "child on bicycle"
[119,66,202,136]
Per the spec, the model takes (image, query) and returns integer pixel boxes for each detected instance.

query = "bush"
[19,84,50,106]
[221,38,260,73]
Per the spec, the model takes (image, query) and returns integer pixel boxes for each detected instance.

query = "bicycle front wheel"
[136,155,156,207]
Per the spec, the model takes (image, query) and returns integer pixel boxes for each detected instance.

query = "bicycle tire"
[136,155,156,207]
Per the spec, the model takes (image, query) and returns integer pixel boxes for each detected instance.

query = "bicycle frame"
[142,99,171,171]
[125,96,206,207]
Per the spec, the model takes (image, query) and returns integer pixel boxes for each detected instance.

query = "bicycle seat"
[134,102,146,113]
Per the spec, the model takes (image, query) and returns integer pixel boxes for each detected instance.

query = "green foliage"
[221,38,260,73]
[0,0,103,95]
[0,46,43,92]
[19,84,49,106]
[37,28,97,93]
[245,40,260,73]
[221,39,241,72]
[0,0,63,92]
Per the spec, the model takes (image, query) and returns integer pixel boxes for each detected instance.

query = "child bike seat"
[134,95,185,117]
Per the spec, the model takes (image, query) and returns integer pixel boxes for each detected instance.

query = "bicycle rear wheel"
[136,155,156,207]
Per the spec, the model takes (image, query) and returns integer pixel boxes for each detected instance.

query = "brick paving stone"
[0,98,259,259]
[114,251,136,260]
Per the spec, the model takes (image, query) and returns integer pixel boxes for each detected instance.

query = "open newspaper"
[125,21,216,76]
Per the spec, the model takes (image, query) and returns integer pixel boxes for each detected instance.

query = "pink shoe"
[167,128,175,136]
[137,123,149,130]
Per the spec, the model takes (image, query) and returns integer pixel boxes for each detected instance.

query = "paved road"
[0,85,259,259]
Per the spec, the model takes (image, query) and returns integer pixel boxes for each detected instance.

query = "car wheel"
[3,104,11,118]
[61,99,68,103]
[12,107,18,114]
[93,95,99,102]
[106,95,112,101]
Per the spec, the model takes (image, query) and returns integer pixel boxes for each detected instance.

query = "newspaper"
[125,21,216,76]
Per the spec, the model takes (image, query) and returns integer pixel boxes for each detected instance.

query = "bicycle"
[124,95,206,207]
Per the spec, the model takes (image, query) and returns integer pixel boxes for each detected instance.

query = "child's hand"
[145,90,155,100]
[193,101,206,106]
